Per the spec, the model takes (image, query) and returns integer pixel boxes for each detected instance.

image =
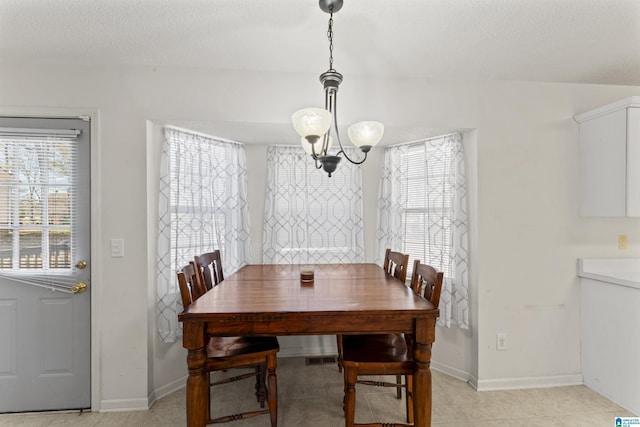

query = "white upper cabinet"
[575,97,640,217]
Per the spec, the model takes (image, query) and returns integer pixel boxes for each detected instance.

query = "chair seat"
[207,336,280,359]
[342,333,411,364]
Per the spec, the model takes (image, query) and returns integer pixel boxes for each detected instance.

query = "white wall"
[2,61,640,409]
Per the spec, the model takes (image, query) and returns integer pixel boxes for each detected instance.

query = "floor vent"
[305,356,337,366]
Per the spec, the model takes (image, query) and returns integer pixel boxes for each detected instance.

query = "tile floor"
[0,356,634,426]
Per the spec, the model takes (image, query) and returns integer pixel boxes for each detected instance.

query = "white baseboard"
[431,360,471,383]
[100,377,187,412]
[431,360,583,392]
[276,336,338,358]
[99,398,150,412]
[473,373,583,391]
[143,356,582,415]
[153,375,187,402]
[144,348,332,413]
[468,374,480,390]
[583,382,640,416]
[277,346,338,358]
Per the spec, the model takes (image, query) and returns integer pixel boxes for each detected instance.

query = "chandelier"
[291,0,384,177]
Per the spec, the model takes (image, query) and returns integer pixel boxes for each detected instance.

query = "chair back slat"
[194,250,225,291]
[383,248,410,283]
[176,271,192,308]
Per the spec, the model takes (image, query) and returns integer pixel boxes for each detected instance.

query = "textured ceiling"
[1,0,639,143]
[2,0,639,84]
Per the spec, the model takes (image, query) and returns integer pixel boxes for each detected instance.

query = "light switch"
[496,333,507,351]
[110,238,125,257]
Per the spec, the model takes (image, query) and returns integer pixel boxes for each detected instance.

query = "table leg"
[184,323,208,427]
[413,317,435,427]
[186,348,208,426]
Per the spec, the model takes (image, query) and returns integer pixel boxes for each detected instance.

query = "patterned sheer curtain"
[376,133,469,328]
[263,145,364,264]
[156,127,252,343]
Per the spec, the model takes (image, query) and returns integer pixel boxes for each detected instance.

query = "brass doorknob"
[71,282,88,294]
[75,260,87,269]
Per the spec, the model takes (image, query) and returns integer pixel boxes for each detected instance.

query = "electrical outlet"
[619,235,628,250]
[496,333,507,351]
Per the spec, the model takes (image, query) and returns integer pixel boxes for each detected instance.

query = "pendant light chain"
[327,9,335,72]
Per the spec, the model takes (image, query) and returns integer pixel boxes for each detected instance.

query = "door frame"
[0,106,102,411]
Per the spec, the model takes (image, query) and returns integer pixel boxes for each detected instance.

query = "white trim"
[152,375,187,403]
[578,258,640,290]
[574,96,640,123]
[162,124,243,145]
[582,383,638,417]
[276,345,339,358]
[89,110,102,412]
[473,373,583,391]
[273,335,338,358]
[467,374,480,390]
[98,398,149,413]
[386,132,461,148]
[431,361,471,384]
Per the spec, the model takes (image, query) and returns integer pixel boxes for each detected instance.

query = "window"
[156,127,251,342]
[263,145,364,264]
[376,133,469,328]
[0,135,76,271]
[402,143,453,277]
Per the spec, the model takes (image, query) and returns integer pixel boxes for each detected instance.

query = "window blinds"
[0,128,80,293]
[402,142,452,276]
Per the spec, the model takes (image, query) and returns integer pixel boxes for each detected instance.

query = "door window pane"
[19,230,42,268]
[0,230,13,268]
[0,136,76,271]
[49,230,70,269]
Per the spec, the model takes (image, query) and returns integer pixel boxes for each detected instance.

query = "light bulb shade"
[291,108,332,138]
[301,135,333,156]
[347,121,384,148]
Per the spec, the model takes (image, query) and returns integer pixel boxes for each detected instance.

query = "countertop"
[578,258,640,290]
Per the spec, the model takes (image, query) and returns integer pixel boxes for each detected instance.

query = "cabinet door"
[579,109,627,216]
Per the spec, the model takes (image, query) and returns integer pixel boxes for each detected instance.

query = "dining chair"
[383,248,411,397]
[193,250,224,291]
[177,262,279,426]
[341,259,443,427]
[336,247,410,393]
[383,248,410,283]
[193,249,278,403]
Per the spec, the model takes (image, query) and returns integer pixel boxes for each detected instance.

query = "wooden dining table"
[179,263,439,427]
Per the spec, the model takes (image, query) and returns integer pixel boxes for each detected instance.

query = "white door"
[0,117,91,412]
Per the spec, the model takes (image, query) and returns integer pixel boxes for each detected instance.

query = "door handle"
[71,282,88,294]
[75,260,87,269]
